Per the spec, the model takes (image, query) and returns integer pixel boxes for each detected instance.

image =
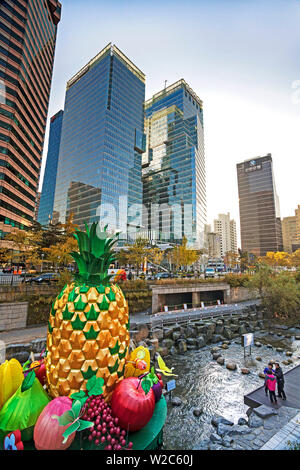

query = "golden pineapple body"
[45,282,130,402]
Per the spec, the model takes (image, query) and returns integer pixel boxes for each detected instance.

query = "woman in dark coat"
[274,362,287,400]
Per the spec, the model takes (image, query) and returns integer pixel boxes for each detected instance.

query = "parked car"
[25,273,59,284]
[155,272,172,280]
[2,267,13,274]
[205,268,216,279]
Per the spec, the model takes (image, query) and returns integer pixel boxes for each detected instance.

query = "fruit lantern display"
[45,223,130,401]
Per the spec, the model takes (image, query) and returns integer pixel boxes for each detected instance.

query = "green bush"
[224,274,250,288]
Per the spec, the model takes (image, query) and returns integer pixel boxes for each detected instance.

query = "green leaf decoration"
[68,289,78,302]
[69,399,82,421]
[62,421,80,444]
[98,296,109,311]
[141,377,152,395]
[83,325,99,340]
[149,366,158,384]
[118,347,127,361]
[96,285,106,294]
[70,391,88,406]
[53,410,74,426]
[63,305,73,320]
[21,370,36,392]
[71,314,86,331]
[79,285,89,293]
[117,364,125,378]
[48,321,53,334]
[109,340,120,355]
[85,304,99,321]
[70,223,120,286]
[82,366,97,380]
[108,358,119,374]
[50,302,56,316]
[107,290,116,302]
[126,319,130,331]
[74,296,87,311]
[78,419,94,432]
[86,375,104,397]
[22,360,31,371]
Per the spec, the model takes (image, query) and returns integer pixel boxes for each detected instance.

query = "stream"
[163,333,300,450]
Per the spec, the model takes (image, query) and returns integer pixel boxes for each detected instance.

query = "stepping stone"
[256,357,262,361]
[241,368,250,374]
[253,405,278,419]
[286,351,293,357]
[226,362,237,371]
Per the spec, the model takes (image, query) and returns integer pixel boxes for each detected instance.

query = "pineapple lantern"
[45,223,130,402]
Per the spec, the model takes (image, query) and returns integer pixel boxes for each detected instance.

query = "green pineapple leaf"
[86,375,105,397]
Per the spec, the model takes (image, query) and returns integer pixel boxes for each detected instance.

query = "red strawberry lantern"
[111,377,155,432]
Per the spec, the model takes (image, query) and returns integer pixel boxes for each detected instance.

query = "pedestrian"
[265,370,277,405]
[274,362,287,401]
[128,271,133,281]
[263,362,274,396]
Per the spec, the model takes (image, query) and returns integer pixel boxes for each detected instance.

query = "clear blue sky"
[43,0,300,245]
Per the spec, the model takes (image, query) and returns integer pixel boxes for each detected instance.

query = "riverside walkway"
[244,364,300,410]
[133,299,260,326]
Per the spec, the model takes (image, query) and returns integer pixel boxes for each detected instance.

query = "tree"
[122,238,148,276]
[247,264,300,319]
[224,251,239,270]
[262,251,291,268]
[169,236,199,270]
[238,249,250,272]
[291,249,300,267]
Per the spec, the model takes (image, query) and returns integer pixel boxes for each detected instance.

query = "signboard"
[217,300,221,305]
[183,304,187,310]
[243,333,254,348]
[201,302,205,309]
[164,306,169,312]
[166,379,176,392]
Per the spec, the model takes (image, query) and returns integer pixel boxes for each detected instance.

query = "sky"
[42,0,300,246]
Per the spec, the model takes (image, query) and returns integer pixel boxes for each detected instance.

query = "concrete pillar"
[152,293,159,314]
[192,292,201,308]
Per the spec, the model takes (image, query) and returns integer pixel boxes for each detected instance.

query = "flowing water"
[162,335,300,450]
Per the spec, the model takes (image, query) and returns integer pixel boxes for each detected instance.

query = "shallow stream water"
[163,334,300,450]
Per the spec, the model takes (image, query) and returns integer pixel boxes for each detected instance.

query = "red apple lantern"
[111,377,155,432]
[33,397,76,450]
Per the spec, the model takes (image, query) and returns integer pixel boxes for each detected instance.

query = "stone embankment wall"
[0,302,28,332]
[129,304,263,359]
[229,287,255,304]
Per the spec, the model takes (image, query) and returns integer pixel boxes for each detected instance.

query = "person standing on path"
[265,370,278,405]
[264,362,275,396]
[274,362,287,400]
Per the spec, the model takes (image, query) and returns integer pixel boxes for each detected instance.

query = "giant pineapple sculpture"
[45,223,130,402]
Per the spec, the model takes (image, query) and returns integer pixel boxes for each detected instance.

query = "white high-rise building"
[214,213,238,257]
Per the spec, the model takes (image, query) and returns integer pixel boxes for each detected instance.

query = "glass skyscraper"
[38,109,63,226]
[52,43,145,240]
[142,80,206,248]
[0,0,61,238]
[237,154,283,256]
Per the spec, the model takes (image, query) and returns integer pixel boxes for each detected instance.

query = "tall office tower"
[52,43,145,240]
[38,109,63,226]
[213,213,238,257]
[0,0,62,239]
[34,191,40,221]
[281,204,300,253]
[142,79,206,248]
[237,154,283,257]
